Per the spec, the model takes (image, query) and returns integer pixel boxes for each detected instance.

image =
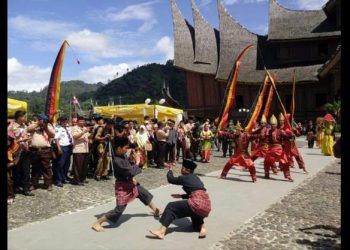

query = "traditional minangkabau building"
[170,0,341,122]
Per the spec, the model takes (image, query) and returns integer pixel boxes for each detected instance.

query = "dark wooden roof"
[171,0,333,84]
[171,0,217,75]
[191,0,219,75]
[268,0,340,41]
[318,44,341,78]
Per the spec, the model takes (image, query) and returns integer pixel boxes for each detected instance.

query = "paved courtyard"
[8,137,340,249]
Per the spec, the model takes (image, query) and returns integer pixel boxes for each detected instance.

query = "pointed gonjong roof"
[267,0,340,41]
[171,0,335,83]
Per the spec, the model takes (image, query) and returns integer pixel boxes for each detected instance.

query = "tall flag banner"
[290,70,296,124]
[45,40,80,123]
[263,74,277,118]
[245,75,269,132]
[265,68,291,130]
[217,44,254,130]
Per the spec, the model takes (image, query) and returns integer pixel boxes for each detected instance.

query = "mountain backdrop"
[8,60,187,118]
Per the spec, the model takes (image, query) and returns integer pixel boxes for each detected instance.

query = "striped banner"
[45,40,68,123]
[245,75,269,132]
[217,44,254,130]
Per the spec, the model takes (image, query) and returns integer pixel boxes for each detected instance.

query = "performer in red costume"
[279,113,307,173]
[251,115,269,162]
[218,122,257,183]
[264,115,294,182]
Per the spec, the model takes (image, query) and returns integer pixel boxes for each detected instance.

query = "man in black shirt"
[149,159,211,239]
[91,137,161,232]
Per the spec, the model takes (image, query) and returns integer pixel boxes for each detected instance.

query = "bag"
[145,142,153,151]
[51,141,62,159]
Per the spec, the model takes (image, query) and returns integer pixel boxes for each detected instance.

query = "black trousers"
[308,139,315,148]
[13,151,31,192]
[160,200,204,231]
[157,141,167,167]
[165,143,176,162]
[222,139,233,157]
[72,153,89,183]
[106,184,153,224]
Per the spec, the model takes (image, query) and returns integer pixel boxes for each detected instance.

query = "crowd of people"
[7,110,338,207]
[7,109,340,239]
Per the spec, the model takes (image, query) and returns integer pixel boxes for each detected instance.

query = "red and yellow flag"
[45,40,69,123]
[263,74,277,118]
[265,68,291,130]
[45,40,79,123]
[245,75,269,132]
[217,44,254,130]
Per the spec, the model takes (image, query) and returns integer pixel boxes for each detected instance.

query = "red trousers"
[221,153,256,181]
[202,150,211,162]
[264,145,291,179]
[285,144,305,170]
[251,144,268,161]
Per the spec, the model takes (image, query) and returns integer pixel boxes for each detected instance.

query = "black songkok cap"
[182,159,197,171]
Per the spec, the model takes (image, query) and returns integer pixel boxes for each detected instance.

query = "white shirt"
[54,125,73,147]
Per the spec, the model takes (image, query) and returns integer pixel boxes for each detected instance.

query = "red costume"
[251,125,269,161]
[219,130,257,182]
[264,119,293,181]
[279,114,306,172]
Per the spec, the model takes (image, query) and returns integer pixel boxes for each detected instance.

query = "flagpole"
[69,96,72,124]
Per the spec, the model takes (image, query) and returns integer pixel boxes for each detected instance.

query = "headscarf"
[136,125,149,147]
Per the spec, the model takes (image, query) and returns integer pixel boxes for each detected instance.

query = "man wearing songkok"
[149,159,211,239]
[92,137,161,232]
[218,121,257,182]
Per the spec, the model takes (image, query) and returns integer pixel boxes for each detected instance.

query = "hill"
[7,60,187,118]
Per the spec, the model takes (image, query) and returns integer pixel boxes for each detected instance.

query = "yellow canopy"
[8,98,28,118]
[93,104,183,123]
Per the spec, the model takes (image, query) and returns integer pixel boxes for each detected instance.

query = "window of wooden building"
[285,94,292,112]
[235,95,244,109]
[315,93,328,108]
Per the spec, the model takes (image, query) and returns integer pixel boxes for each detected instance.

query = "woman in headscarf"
[200,123,214,163]
[136,125,149,168]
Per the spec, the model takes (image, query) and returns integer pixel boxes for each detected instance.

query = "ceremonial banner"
[245,75,269,132]
[217,44,254,130]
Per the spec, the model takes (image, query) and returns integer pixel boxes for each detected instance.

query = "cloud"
[104,1,158,32]
[154,36,174,61]
[78,62,145,84]
[222,0,266,4]
[141,36,174,61]
[66,29,132,59]
[8,15,78,39]
[199,0,213,7]
[223,0,238,5]
[252,24,268,35]
[8,58,51,91]
[296,0,328,10]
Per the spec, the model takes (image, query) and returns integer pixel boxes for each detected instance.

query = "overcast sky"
[8,0,328,91]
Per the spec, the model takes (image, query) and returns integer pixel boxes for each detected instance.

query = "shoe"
[94,176,101,181]
[101,176,110,181]
[23,191,35,196]
[47,186,53,191]
[29,185,38,191]
[55,183,63,187]
[83,180,89,184]
[252,178,257,183]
